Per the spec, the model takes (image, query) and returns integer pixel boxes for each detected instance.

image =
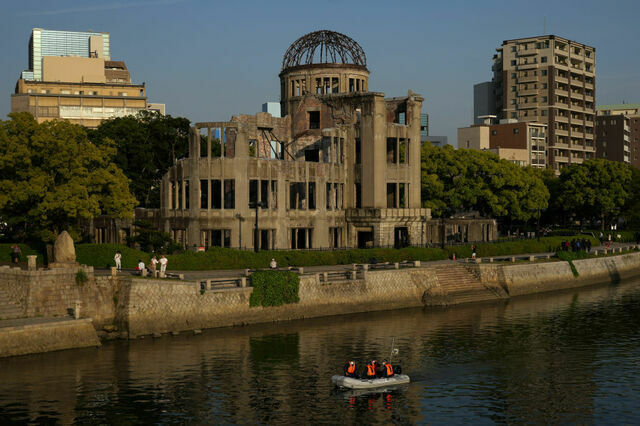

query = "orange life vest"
[366,364,376,377]
[385,363,393,376]
[347,363,356,374]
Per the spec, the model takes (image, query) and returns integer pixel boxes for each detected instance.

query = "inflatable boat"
[331,374,410,390]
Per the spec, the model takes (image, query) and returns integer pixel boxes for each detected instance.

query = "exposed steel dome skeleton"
[282,30,367,70]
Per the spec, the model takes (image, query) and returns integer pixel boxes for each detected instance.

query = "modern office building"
[11,28,148,128]
[473,81,496,124]
[261,102,281,118]
[458,117,547,168]
[595,104,640,166]
[422,135,449,148]
[486,35,596,171]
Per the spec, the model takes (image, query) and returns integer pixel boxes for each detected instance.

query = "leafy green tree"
[420,143,549,223]
[127,219,181,253]
[88,110,190,208]
[623,166,640,230]
[557,159,632,230]
[0,112,137,242]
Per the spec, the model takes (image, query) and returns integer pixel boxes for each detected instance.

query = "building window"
[491,130,497,136]
[308,111,320,129]
[224,179,235,209]
[386,138,397,163]
[541,70,547,76]
[291,228,313,249]
[541,56,547,63]
[200,180,208,209]
[513,128,519,134]
[511,60,516,66]
[511,73,516,79]
[387,183,397,208]
[511,86,516,92]
[355,138,361,164]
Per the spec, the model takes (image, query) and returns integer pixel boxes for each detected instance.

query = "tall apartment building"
[596,104,640,167]
[487,35,596,171]
[11,28,148,128]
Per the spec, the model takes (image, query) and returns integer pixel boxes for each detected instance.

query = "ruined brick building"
[94,30,496,249]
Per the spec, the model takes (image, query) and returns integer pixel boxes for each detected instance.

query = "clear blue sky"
[1,0,639,146]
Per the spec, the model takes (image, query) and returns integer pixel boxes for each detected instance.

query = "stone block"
[475,258,481,263]
[510,257,516,263]
[27,255,37,270]
[413,261,420,267]
[529,256,535,262]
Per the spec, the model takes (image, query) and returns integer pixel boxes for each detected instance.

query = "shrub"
[556,250,589,277]
[75,269,88,286]
[249,270,300,307]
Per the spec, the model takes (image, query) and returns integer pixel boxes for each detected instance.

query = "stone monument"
[49,231,78,268]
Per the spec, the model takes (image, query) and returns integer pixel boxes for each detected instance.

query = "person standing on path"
[150,255,158,276]
[10,244,22,264]
[114,251,122,271]
[159,255,168,277]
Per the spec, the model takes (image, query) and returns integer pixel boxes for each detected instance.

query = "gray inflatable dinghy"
[331,374,410,390]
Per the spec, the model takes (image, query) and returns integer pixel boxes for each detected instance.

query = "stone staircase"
[423,264,508,307]
[0,288,24,320]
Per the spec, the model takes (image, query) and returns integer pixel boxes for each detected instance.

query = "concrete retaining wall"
[0,266,118,328]
[119,268,438,338]
[0,318,100,358]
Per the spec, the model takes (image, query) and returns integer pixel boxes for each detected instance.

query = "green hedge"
[0,235,602,271]
[0,243,44,264]
[75,244,150,269]
[249,270,300,307]
[556,250,590,277]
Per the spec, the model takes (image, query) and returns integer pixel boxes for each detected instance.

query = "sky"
[1,0,639,146]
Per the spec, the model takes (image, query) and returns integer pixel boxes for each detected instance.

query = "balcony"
[584,82,594,90]
[555,75,569,84]
[555,89,568,97]
[519,88,538,96]
[555,128,569,137]
[571,118,584,126]
[570,90,584,99]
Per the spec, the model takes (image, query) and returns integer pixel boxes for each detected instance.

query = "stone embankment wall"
[473,251,640,297]
[0,265,118,328]
[0,318,100,358]
[118,268,439,338]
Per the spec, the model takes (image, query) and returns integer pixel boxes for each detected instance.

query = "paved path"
[92,242,637,281]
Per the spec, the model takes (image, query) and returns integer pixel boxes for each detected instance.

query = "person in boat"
[381,360,394,378]
[344,360,357,378]
[364,360,377,379]
[371,360,383,378]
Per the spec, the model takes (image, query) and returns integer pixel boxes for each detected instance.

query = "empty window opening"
[289,182,307,209]
[324,77,330,93]
[387,183,397,208]
[332,77,339,93]
[387,138,398,163]
[200,180,208,209]
[291,228,313,249]
[394,227,409,248]
[399,138,407,163]
[356,79,360,91]
[315,78,322,94]
[260,180,269,209]
[309,111,320,129]
[349,78,355,92]
[211,180,222,209]
[399,183,407,208]
[305,148,320,162]
[355,138,361,164]
[249,180,258,208]
[308,182,316,210]
[224,179,235,209]
[355,183,362,208]
[184,180,190,209]
[270,181,278,209]
[329,227,342,248]
[211,229,231,248]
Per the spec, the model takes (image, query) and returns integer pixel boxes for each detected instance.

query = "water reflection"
[1,279,639,423]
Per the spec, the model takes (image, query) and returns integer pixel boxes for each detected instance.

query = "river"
[1,279,640,424]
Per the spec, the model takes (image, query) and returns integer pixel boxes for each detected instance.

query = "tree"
[557,159,632,230]
[88,110,190,208]
[420,143,549,224]
[623,166,640,230]
[0,113,137,242]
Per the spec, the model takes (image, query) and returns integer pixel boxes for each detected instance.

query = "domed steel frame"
[282,30,367,70]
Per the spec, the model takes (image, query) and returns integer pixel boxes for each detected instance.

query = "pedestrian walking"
[10,244,22,264]
[114,251,122,271]
[137,259,145,276]
[159,255,168,277]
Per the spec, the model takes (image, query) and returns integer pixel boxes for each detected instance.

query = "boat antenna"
[389,337,399,361]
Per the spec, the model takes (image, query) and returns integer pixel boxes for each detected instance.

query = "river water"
[2,279,640,424]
